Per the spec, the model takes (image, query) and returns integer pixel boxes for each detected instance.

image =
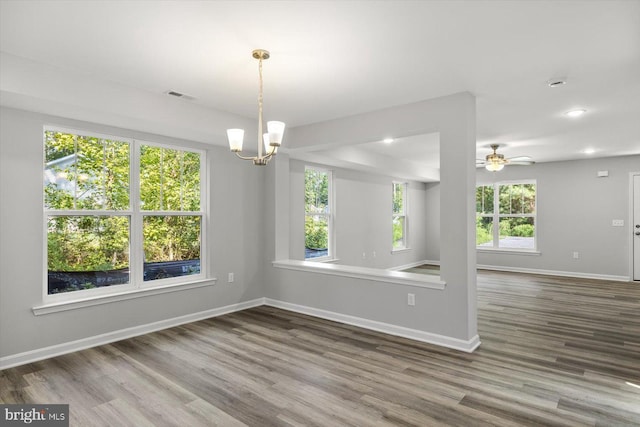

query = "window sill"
[391,247,412,254]
[273,259,445,289]
[477,248,541,256]
[33,278,217,316]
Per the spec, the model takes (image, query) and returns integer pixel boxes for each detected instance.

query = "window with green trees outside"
[476,181,536,250]
[392,182,408,250]
[44,129,204,297]
[304,167,332,260]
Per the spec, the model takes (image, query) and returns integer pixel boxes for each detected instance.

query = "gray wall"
[264,93,478,344]
[288,160,429,268]
[425,155,640,278]
[0,107,265,357]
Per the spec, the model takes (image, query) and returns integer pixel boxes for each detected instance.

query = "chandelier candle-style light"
[227,49,285,166]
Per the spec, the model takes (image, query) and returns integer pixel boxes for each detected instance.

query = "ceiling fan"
[477,144,535,172]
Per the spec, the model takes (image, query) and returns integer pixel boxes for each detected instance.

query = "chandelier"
[227,49,285,166]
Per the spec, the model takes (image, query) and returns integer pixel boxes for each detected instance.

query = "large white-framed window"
[392,181,408,250]
[43,127,206,303]
[476,180,536,251]
[304,166,333,261]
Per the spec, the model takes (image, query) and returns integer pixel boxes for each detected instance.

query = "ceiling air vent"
[165,90,195,100]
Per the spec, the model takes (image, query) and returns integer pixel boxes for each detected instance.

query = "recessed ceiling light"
[383,138,394,144]
[565,109,586,118]
[582,148,596,155]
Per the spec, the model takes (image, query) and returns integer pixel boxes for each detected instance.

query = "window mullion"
[130,140,143,287]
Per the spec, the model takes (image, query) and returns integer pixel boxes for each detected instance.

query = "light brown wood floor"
[2,271,639,426]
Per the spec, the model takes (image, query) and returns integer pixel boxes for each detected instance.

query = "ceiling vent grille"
[165,90,194,100]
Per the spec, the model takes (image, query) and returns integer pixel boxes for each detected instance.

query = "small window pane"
[44,131,129,210]
[498,217,535,249]
[305,215,328,259]
[143,216,201,281]
[182,151,201,211]
[393,215,406,249]
[499,185,512,214]
[476,185,494,215]
[140,146,201,211]
[305,169,329,214]
[47,216,130,294]
[393,183,406,214]
[476,216,494,247]
[522,184,536,214]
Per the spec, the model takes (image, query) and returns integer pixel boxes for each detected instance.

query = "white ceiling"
[1,0,639,179]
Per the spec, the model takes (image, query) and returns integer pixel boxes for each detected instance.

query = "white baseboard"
[476,264,630,282]
[264,298,480,353]
[1,295,482,370]
[422,259,629,282]
[0,298,264,371]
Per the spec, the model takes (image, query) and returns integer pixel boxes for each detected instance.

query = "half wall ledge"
[272,259,446,290]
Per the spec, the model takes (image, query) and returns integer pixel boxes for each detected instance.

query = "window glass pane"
[305,169,329,214]
[393,215,405,249]
[47,215,130,294]
[140,146,201,211]
[44,131,129,210]
[140,145,162,211]
[509,184,524,214]
[44,131,76,210]
[522,183,536,214]
[393,183,406,214]
[182,151,201,211]
[499,184,512,214]
[498,217,535,249]
[143,215,201,281]
[476,185,494,215]
[476,216,494,247]
[305,215,328,259]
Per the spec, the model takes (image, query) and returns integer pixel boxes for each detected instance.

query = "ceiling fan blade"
[476,159,486,166]
[506,156,533,162]
[508,160,536,166]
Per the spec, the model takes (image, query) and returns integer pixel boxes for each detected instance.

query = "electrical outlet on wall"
[407,293,415,306]
[572,252,579,259]
[228,272,234,283]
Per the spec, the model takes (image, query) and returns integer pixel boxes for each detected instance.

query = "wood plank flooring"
[2,270,639,426]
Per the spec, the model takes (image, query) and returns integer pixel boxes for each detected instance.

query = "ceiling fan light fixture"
[565,109,586,118]
[485,162,505,172]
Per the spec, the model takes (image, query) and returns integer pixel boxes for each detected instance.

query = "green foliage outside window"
[44,130,202,294]
[305,168,330,254]
[476,183,536,248]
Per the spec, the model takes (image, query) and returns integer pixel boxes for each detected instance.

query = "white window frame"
[476,180,537,252]
[42,126,207,305]
[392,181,408,251]
[304,166,334,262]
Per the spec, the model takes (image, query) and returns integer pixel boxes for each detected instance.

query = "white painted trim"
[2,298,264,370]
[33,278,218,315]
[630,172,640,281]
[476,264,630,282]
[387,259,430,271]
[272,259,445,289]
[265,298,480,353]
